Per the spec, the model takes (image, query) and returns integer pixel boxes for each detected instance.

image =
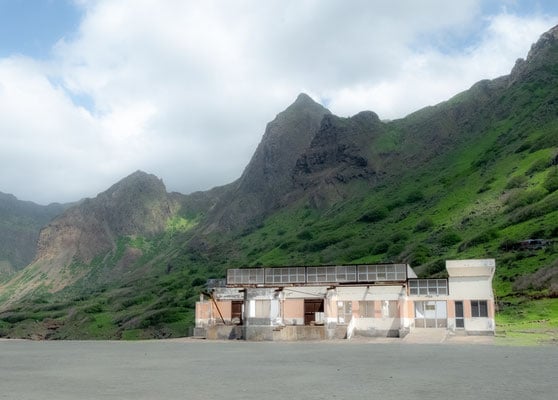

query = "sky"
[0,1,557,204]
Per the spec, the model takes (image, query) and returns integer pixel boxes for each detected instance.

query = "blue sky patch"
[0,0,82,59]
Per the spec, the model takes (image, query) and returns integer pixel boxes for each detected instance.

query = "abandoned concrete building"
[195,259,496,341]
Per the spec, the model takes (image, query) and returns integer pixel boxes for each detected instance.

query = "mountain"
[36,171,176,265]
[0,26,557,341]
[0,171,184,308]
[0,192,66,275]
[202,93,331,232]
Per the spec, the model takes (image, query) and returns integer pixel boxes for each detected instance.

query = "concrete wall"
[206,326,243,340]
[354,318,401,337]
[449,276,494,299]
[282,299,304,325]
[243,325,347,341]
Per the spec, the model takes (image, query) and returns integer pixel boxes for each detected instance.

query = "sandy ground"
[0,339,556,400]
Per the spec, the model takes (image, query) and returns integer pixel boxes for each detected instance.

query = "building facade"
[195,259,496,340]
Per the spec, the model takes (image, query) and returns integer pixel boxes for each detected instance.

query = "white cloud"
[327,13,557,119]
[0,0,556,203]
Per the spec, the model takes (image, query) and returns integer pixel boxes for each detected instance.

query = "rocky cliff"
[0,192,66,273]
[203,93,331,231]
[35,171,177,266]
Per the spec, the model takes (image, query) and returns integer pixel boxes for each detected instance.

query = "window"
[382,300,398,317]
[408,279,448,296]
[264,267,305,284]
[359,301,375,318]
[227,268,264,285]
[357,264,407,282]
[307,266,336,283]
[470,300,488,317]
[254,300,271,318]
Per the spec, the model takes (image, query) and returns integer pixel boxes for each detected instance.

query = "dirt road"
[0,340,555,399]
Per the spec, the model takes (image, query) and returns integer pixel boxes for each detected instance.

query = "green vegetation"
[1,42,558,342]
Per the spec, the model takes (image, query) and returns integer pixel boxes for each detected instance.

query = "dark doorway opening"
[455,301,464,329]
[232,301,243,325]
[304,299,324,325]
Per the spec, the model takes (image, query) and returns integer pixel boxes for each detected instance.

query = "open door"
[304,299,324,325]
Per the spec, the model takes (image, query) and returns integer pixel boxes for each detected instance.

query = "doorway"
[414,301,447,328]
[231,301,243,325]
[304,299,324,325]
[455,301,464,329]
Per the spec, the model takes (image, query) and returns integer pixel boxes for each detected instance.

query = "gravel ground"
[0,339,556,400]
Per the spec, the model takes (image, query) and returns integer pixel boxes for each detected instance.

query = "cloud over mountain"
[0,1,556,203]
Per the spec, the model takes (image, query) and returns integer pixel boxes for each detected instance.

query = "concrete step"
[403,328,448,344]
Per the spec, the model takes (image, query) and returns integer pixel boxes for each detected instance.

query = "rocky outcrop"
[35,171,177,265]
[509,24,558,85]
[0,192,66,271]
[204,93,331,231]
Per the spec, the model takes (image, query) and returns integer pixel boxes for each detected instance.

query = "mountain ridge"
[0,25,557,340]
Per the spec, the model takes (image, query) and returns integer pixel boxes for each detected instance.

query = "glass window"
[408,279,448,296]
[359,301,375,318]
[471,300,488,317]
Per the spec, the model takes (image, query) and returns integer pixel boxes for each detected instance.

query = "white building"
[195,259,496,340]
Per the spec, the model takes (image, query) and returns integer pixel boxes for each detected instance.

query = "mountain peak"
[294,92,317,105]
[509,24,558,83]
[204,93,331,231]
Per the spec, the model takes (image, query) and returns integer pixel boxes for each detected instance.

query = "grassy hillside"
[1,28,558,342]
[0,113,555,341]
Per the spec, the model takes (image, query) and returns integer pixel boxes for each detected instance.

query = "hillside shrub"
[386,243,405,259]
[477,177,496,194]
[505,175,528,189]
[371,241,389,255]
[358,207,388,223]
[279,240,296,250]
[414,217,434,232]
[386,200,403,211]
[508,195,558,224]
[514,142,532,153]
[300,237,339,252]
[526,158,550,175]
[139,308,183,328]
[405,190,424,204]
[458,228,498,251]
[505,188,547,212]
[408,244,431,266]
[191,277,206,287]
[543,167,558,193]
[296,230,313,240]
[390,231,409,243]
[438,231,462,247]
[422,259,446,277]
[83,303,105,314]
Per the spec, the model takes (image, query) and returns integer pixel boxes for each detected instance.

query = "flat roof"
[445,259,495,277]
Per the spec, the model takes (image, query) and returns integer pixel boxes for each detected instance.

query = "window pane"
[479,301,488,317]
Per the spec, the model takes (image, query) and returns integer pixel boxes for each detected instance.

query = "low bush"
[422,259,446,277]
[371,241,389,255]
[405,190,424,204]
[296,230,313,240]
[438,231,462,247]
[414,217,434,232]
[408,244,431,266]
[358,207,388,223]
[543,167,558,193]
[390,231,409,243]
[505,188,547,212]
[458,229,499,251]
[526,158,550,175]
[505,175,528,189]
